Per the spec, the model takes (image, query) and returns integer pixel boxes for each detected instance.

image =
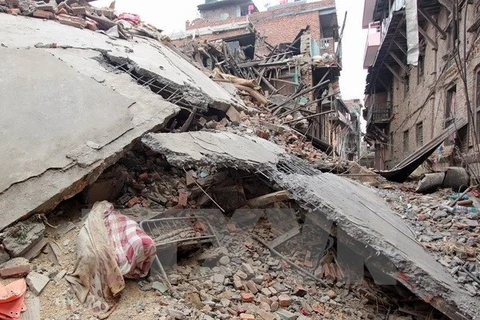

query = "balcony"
[366,103,392,125]
[363,22,381,69]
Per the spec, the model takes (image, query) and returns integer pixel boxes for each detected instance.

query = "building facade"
[363,0,480,176]
[170,0,361,160]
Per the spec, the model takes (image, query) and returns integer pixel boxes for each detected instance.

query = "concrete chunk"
[0,257,31,278]
[2,219,45,257]
[26,271,50,295]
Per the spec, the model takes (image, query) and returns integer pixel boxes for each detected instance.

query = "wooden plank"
[418,7,447,39]
[247,190,291,208]
[418,25,438,50]
[389,51,409,74]
[393,39,407,56]
[384,62,405,83]
[268,227,301,249]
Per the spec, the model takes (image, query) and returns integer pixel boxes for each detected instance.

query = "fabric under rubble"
[65,201,155,318]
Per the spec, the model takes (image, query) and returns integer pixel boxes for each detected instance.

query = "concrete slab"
[0,47,179,230]
[0,48,133,193]
[0,14,243,111]
[142,131,480,320]
[142,131,285,167]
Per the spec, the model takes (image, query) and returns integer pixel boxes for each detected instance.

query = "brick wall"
[374,4,480,169]
[185,0,335,47]
[200,5,240,21]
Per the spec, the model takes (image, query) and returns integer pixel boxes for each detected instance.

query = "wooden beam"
[377,77,390,91]
[418,24,438,50]
[393,39,407,56]
[384,62,405,83]
[389,51,409,75]
[418,7,447,39]
[398,27,407,40]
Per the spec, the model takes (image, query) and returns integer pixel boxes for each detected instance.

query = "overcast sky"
[92,0,367,100]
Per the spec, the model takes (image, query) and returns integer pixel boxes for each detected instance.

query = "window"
[416,122,424,146]
[404,75,410,98]
[445,85,456,128]
[390,132,394,157]
[418,53,424,80]
[447,22,458,50]
[445,85,456,146]
[476,71,480,142]
[403,130,409,153]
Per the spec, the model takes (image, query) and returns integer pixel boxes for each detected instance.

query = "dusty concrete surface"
[142,131,286,168]
[142,131,480,320]
[0,12,249,230]
[0,47,179,230]
[0,14,244,111]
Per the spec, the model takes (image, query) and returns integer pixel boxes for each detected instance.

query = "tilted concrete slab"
[0,14,244,111]
[142,131,480,320]
[0,47,179,230]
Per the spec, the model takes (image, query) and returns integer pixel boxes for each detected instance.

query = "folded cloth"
[103,204,156,279]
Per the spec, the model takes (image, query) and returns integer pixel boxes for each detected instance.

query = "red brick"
[127,196,141,208]
[240,292,254,302]
[178,190,188,207]
[33,9,54,19]
[0,257,31,278]
[6,8,20,15]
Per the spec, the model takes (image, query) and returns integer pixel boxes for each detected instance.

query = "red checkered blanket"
[104,205,156,279]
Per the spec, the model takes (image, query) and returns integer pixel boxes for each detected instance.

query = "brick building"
[362,0,480,177]
[170,0,361,159]
[172,0,338,56]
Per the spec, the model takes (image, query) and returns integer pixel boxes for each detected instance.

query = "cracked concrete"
[0,13,249,230]
[142,131,480,320]
[0,14,244,111]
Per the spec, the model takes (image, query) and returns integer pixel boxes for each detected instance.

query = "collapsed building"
[362,0,480,181]
[0,1,478,320]
[171,0,361,159]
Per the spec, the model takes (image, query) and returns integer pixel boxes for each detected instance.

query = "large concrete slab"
[0,47,179,230]
[142,131,480,320]
[0,48,133,193]
[0,14,244,111]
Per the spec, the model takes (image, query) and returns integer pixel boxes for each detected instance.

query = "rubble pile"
[0,0,163,40]
[0,5,478,320]
[379,184,480,297]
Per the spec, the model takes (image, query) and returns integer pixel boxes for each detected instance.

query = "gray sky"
[92,0,367,100]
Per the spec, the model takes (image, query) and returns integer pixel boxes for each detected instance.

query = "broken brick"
[278,294,292,307]
[26,271,50,295]
[33,9,54,19]
[127,196,141,208]
[6,8,20,15]
[0,257,31,278]
[71,6,86,15]
[241,292,254,302]
[177,190,188,207]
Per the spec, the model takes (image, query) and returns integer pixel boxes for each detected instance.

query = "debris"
[26,271,49,295]
[376,118,468,182]
[0,246,9,265]
[416,172,445,193]
[247,190,291,208]
[65,202,126,317]
[0,257,31,278]
[443,167,470,191]
[22,238,49,261]
[1,218,45,257]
